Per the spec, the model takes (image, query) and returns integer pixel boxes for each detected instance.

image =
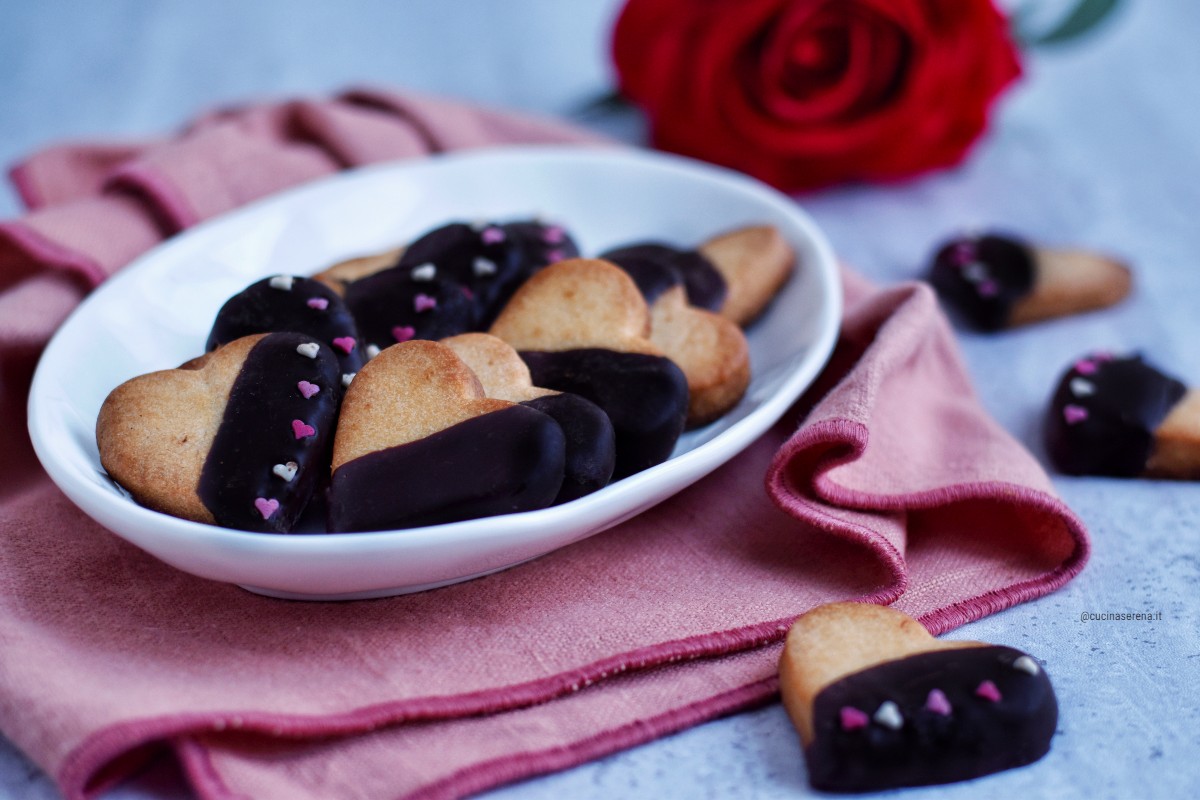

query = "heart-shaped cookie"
[328,340,566,532]
[443,333,616,503]
[97,332,341,532]
[779,602,1057,792]
[489,259,688,479]
[698,225,795,326]
[207,275,364,382]
[599,246,750,427]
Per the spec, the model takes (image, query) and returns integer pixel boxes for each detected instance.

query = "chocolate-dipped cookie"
[1044,351,1200,477]
[328,340,566,532]
[97,332,341,533]
[207,275,364,385]
[601,248,751,426]
[600,242,727,312]
[489,258,688,480]
[443,333,616,503]
[697,225,795,326]
[780,603,1057,793]
[929,233,1132,331]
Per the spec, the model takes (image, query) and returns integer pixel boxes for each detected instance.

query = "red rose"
[612,0,1022,191]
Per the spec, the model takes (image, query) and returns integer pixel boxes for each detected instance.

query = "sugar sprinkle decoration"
[296,380,320,399]
[839,706,869,731]
[332,336,357,354]
[366,344,381,359]
[414,293,437,313]
[1063,404,1089,425]
[461,285,474,300]
[254,497,280,519]
[977,279,1000,298]
[306,297,329,310]
[272,462,298,482]
[1070,378,1096,397]
[268,275,294,291]
[925,689,953,716]
[1012,655,1040,675]
[392,325,415,343]
[951,240,977,266]
[975,680,1002,703]
[292,419,316,439]
[546,249,565,263]
[1075,358,1098,375]
[473,257,497,277]
[542,225,565,245]
[873,701,904,730]
[480,226,505,245]
[411,263,437,282]
[296,342,320,359]
[341,373,356,387]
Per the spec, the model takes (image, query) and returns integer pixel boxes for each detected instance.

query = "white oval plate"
[29,146,840,600]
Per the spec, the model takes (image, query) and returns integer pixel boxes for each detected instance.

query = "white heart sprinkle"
[1070,378,1096,397]
[962,262,988,283]
[269,275,295,291]
[295,342,320,359]
[366,344,381,359]
[272,462,298,482]
[469,219,487,231]
[342,372,356,387]
[1013,655,1040,675]
[411,263,437,281]
[873,701,903,730]
[473,257,497,277]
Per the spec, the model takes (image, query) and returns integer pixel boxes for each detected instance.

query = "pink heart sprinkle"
[481,227,505,245]
[975,680,1002,703]
[1094,351,1115,362]
[254,497,279,520]
[977,279,999,297]
[925,689,952,716]
[546,249,565,263]
[306,297,329,310]
[542,225,565,244]
[296,380,320,399]
[333,336,356,354]
[1075,359,1098,375]
[839,706,869,731]
[1063,404,1089,425]
[951,240,977,265]
[461,285,475,300]
[414,294,437,313]
[392,326,415,342]
[292,419,316,439]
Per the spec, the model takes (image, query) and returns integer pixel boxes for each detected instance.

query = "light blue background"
[1,1,1197,798]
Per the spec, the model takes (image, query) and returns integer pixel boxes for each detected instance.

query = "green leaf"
[1024,0,1124,47]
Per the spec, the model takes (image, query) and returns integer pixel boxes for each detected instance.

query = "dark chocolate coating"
[1045,353,1186,476]
[519,349,688,480]
[207,276,364,377]
[522,392,616,503]
[598,251,681,306]
[197,332,341,533]
[327,405,566,532]
[389,220,580,330]
[345,267,480,349]
[601,242,726,311]
[806,645,1057,792]
[928,234,1036,331]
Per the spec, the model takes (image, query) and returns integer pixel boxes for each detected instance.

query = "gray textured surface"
[2,1,1199,798]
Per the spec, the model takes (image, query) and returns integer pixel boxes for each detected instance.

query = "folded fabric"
[0,87,1088,800]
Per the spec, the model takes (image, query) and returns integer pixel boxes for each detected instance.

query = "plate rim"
[27,144,841,585]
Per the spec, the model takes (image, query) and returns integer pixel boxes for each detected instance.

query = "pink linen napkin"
[0,87,1089,800]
